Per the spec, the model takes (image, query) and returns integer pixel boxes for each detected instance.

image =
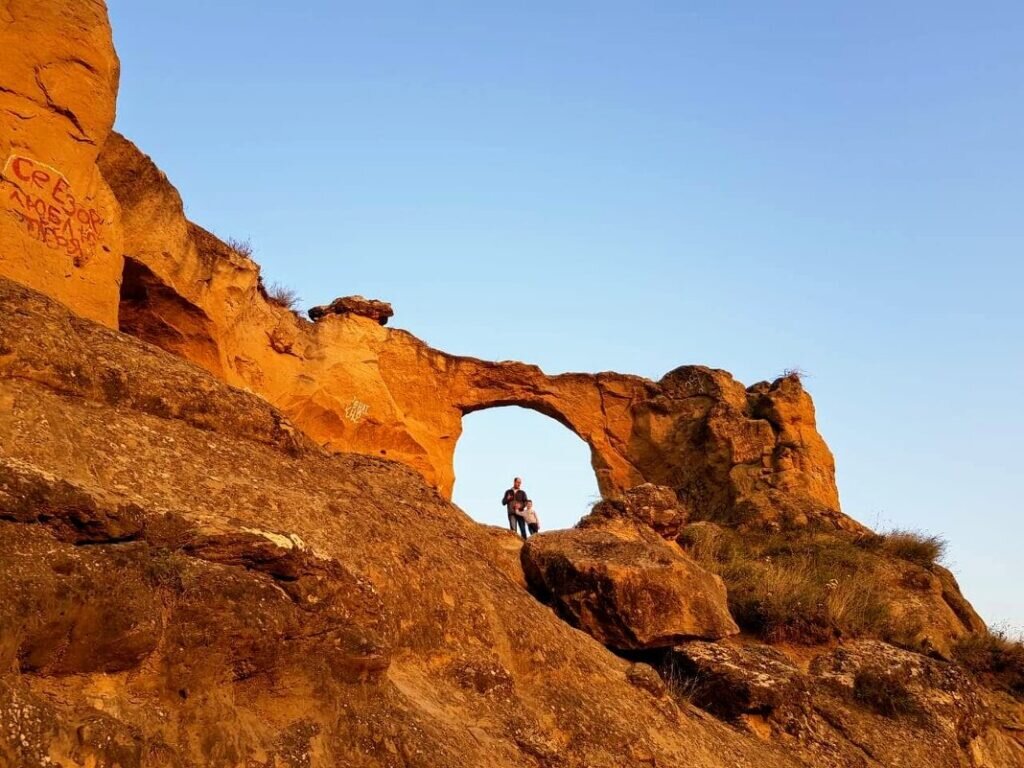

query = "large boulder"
[665,641,806,718]
[521,526,739,649]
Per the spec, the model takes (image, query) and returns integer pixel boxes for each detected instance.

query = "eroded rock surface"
[521,525,739,648]
[656,638,1024,768]
[584,482,690,538]
[666,641,806,719]
[0,275,803,768]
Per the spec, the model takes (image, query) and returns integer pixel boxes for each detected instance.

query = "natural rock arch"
[49,131,852,533]
[447,368,648,500]
[458,399,602,483]
[452,402,602,525]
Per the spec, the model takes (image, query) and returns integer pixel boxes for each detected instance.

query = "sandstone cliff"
[0,0,123,326]
[0,0,849,530]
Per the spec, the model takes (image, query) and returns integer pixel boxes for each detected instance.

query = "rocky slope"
[1,275,810,767]
[3,277,1023,768]
[3,272,1024,767]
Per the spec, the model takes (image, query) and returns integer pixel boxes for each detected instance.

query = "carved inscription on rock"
[1,155,105,266]
[345,399,370,423]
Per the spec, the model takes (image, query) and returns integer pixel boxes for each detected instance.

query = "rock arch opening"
[452,405,601,532]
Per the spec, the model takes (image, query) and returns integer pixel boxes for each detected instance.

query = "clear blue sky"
[109,2,1023,632]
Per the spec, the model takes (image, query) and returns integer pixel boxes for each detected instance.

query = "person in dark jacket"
[501,477,529,540]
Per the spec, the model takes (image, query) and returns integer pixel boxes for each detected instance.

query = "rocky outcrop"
[656,637,1024,767]
[665,641,807,719]
[309,295,394,325]
[583,482,690,538]
[521,525,739,648]
[0,0,123,326]
[672,520,987,659]
[802,640,1000,766]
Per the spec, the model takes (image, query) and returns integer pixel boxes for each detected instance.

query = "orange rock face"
[95,133,849,530]
[4,6,1024,767]
[0,0,123,327]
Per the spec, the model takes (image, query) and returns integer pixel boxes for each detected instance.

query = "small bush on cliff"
[777,366,808,381]
[952,630,1024,698]
[724,557,833,643]
[255,273,302,311]
[265,282,301,310]
[857,529,947,568]
[676,523,738,565]
[226,237,254,259]
[853,666,918,718]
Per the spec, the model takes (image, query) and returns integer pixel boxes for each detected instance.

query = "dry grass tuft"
[952,629,1024,699]
[857,529,947,568]
[265,282,301,311]
[657,652,702,704]
[777,367,808,380]
[853,666,918,717]
[679,525,893,645]
[226,237,254,259]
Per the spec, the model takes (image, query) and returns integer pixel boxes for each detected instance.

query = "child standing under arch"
[524,500,540,536]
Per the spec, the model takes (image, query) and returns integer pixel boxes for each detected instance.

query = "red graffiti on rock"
[1,155,105,266]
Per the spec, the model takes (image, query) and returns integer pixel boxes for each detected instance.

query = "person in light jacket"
[524,500,540,536]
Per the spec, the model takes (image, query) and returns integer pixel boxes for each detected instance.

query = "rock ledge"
[308,296,394,325]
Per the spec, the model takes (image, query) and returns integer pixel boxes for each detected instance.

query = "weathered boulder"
[655,636,1024,768]
[666,641,806,718]
[521,526,739,648]
[811,640,989,734]
[0,0,123,326]
[805,640,1000,763]
[583,483,690,538]
[309,294,394,325]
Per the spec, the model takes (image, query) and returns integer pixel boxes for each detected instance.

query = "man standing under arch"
[502,477,529,540]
